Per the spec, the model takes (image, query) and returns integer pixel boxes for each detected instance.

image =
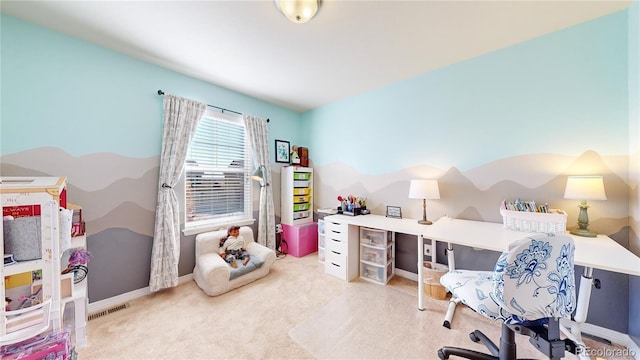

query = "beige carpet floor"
[76,253,633,359]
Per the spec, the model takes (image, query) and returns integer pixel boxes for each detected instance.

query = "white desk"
[421,216,640,277]
[323,214,640,352]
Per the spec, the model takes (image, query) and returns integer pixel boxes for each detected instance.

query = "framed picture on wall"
[386,206,402,219]
[275,139,290,163]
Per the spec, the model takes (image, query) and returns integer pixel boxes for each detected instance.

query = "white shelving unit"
[1,177,88,351]
[280,167,313,226]
[359,227,394,285]
[60,203,88,348]
[1,176,66,346]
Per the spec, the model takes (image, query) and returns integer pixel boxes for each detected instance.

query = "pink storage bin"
[282,223,318,258]
[1,326,71,360]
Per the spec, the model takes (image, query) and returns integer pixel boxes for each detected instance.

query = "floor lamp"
[251,165,273,251]
[408,179,440,225]
[563,175,606,237]
[252,165,267,187]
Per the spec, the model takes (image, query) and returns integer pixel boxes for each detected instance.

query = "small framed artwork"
[386,206,402,219]
[275,139,290,163]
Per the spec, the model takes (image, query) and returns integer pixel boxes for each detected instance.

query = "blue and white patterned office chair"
[438,234,578,360]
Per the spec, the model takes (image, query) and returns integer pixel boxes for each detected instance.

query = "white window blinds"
[185,111,251,227]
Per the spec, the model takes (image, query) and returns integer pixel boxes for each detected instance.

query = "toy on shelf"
[68,204,85,237]
[61,248,91,284]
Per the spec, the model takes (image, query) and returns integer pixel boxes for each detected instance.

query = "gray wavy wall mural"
[313,150,631,236]
[2,3,637,340]
[308,149,633,334]
[2,147,633,332]
[1,148,160,302]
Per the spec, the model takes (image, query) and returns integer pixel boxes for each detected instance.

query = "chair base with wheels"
[437,234,579,360]
[438,318,578,360]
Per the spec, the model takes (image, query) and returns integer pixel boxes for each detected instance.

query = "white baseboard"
[395,268,417,282]
[87,274,193,314]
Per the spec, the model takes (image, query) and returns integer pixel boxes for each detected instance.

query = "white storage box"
[500,208,567,233]
[360,227,389,247]
[360,244,385,266]
[293,180,310,188]
[293,210,311,220]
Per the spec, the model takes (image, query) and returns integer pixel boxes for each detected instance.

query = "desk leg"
[442,243,457,328]
[574,267,593,327]
[559,267,592,359]
[446,243,455,270]
[418,235,424,311]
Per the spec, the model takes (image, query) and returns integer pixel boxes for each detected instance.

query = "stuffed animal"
[291,145,300,164]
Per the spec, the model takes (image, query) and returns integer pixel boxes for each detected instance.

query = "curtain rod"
[157,90,269,122]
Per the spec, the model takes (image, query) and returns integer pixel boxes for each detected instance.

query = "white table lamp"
[409,179,440,225]
[564,175,606,237]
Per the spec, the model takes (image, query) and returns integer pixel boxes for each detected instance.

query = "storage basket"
[3,216,42,261]
[500,208,567,233]
[423,262,448,300]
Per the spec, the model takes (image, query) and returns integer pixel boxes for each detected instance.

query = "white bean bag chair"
[193,226,276,296]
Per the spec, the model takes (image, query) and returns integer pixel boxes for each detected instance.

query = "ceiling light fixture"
[275,0,319,24]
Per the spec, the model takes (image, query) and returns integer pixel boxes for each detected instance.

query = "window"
[184,110,252,231]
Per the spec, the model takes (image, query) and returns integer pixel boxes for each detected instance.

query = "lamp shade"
[408,179,440,200]
[275,0,319,23]
[564,176,607,200]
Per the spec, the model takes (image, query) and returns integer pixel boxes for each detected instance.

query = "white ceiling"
[1,0,631,112]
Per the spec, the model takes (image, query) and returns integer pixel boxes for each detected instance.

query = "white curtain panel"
[243,114,276,250]
[150,94,206,292]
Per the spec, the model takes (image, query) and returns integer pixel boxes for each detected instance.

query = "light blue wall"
[302,8,637,338]
[2,5,638,341]
[1,14,301,159]
[0,14,302,302]
[303,10,629,174]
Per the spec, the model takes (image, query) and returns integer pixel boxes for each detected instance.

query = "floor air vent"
[88,303,130,321]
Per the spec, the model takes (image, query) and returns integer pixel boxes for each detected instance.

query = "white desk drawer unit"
[325,249,347,279]
[326,221,348,239]
[326,235,348,254]
[324,219,359,281]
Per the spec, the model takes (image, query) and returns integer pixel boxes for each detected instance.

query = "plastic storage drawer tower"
[359,227,394,285]
[281,167,318,257]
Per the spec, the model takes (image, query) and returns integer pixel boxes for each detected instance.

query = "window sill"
[183,218,255,236]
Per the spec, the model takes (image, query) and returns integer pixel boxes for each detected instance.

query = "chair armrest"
[246,242,276,267]
[195,252,230,284]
